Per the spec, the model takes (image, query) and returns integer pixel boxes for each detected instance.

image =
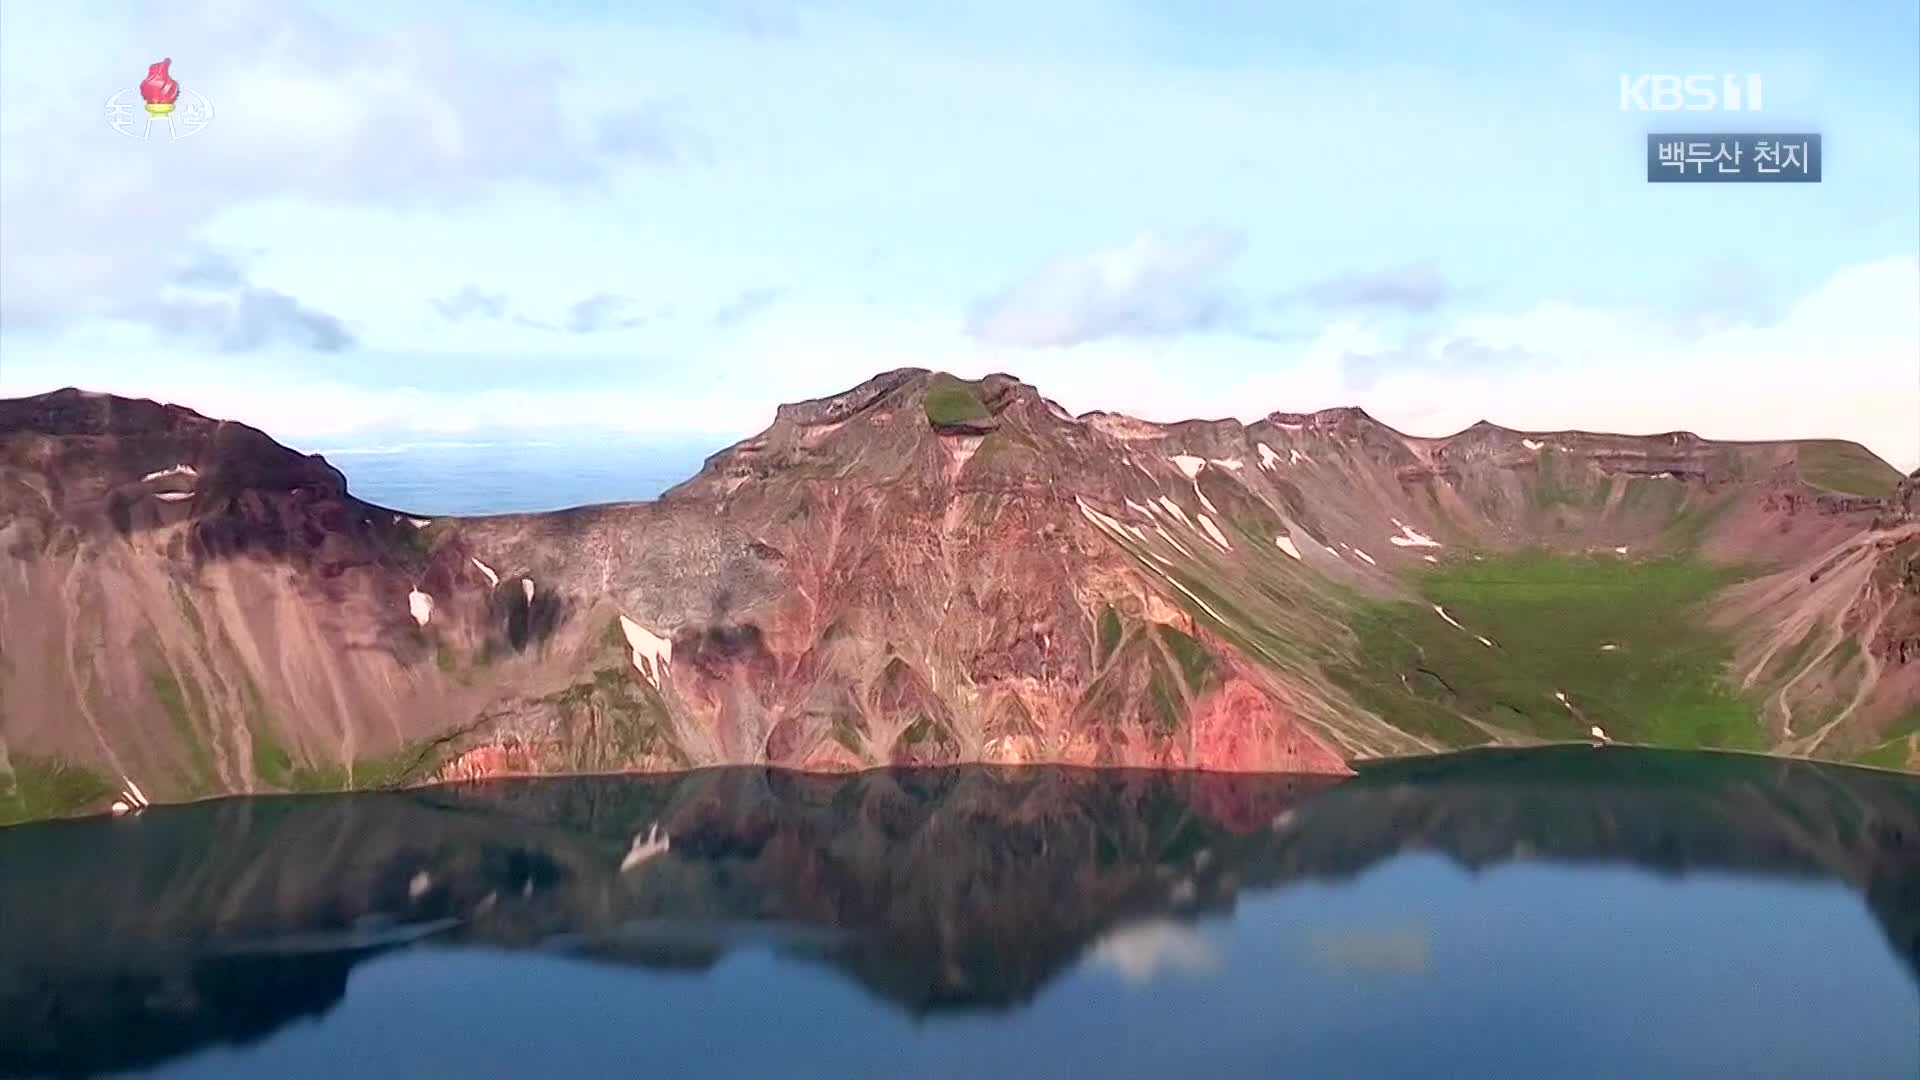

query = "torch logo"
[105,59,214,141]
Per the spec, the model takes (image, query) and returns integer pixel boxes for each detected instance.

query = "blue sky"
[1,0,1915,465]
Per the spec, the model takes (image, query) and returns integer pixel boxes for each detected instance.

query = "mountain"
[2,753,1914,1076]
[1,370,1915,819]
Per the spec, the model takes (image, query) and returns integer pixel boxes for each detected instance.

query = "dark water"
[306,440,715,516]
[2,749,1915,1080]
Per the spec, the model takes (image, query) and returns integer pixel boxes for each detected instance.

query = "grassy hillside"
[1335,552,1764,751]
[1798,441,1902,498]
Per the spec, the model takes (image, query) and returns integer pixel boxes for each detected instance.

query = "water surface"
[308,439,712,516]
[2,748,1914,1079]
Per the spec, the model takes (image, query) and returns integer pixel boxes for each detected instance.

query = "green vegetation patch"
[1338,552,1763,751]
[0,757,115,825]
[142,640,215,792]
[1145,665,1183,736]
[1854,735,1914,771]
[1662,490,1739,551]
[923,373,990,427]
[1797,440,1901,498]
[1155,624,1217,695]
[1096,606,1124,667]
[283,740,439,793]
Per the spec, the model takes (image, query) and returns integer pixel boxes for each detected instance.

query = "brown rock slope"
[0,371,1913,815]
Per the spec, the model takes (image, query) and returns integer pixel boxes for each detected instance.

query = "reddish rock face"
[1,370,1912,814]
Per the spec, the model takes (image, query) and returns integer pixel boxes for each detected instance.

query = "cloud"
[109,249,355,351]
[427,287,665,334]
[174,250,253,290]
[710,287,784,329]
[0,2,625,331]
[965,231,1246,347]
[1340,336,1534,391]
[593,101,713,164]
[431,285,510,322]
[1307,926,1430,975]
[1087,920,1220,986]
[123,289,355,352]
[1291,264,1451,312]
[4,258,1911,473]
[728,0,804,38]
[565,293,655,334]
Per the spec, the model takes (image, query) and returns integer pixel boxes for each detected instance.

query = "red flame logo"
[140,59,180,106]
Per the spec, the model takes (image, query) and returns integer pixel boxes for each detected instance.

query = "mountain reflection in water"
[1,748,1915,1079]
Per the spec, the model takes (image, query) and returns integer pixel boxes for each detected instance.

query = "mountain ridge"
[1,370,1914,821]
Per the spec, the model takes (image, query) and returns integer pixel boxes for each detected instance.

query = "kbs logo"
[1619,74,1763,112]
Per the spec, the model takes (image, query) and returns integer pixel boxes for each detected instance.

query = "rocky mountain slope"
[1,370,1914,818]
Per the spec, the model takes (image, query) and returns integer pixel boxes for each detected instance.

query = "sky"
[1,0,1915,467]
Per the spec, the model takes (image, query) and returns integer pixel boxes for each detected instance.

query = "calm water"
[2,748,1915,1079]
[307,440,715,516]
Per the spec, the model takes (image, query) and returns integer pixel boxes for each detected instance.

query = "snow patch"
[522,578,535,604]
[1613,546,1629,555]
[1156,496,1192,527]
[618,615,674,689]
[407,589,434,627]
[1387,523,1442,548]
[409,871,433,900]
[1154,525,1194,558]
[141,464,199,482]
[407,517,431,529]
[1257,443,1282,471]
[1209,457,1244,471]
[1476,636,1495,649]
[154,491,194,502]
[1198,515,1232,552]
[1352,548,1377,566]
[1423,555,1439,563]
[1289,449,1311,466]
[1076,496,1126,535]
[1433,605,1465,630]
[1600,643,1619,652]
[622,824,672,872]
[1276,535,1302,560]
[1157,567,1230,625]
[1278,422,1305,431]
[1125,498,1155,518]
[1522,439,1544,451]
[1193,481,1218,514]
[471,558,500,587]
[1170,455,1207,479]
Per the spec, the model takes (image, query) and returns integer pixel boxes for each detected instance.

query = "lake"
[1,748,1914,1079]
[305,439,714,516]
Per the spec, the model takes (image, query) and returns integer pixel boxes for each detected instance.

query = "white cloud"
[1086,919,1220,985]
[0,2,603,329]
[966,231,1245,347]
[4,256,1908,471]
